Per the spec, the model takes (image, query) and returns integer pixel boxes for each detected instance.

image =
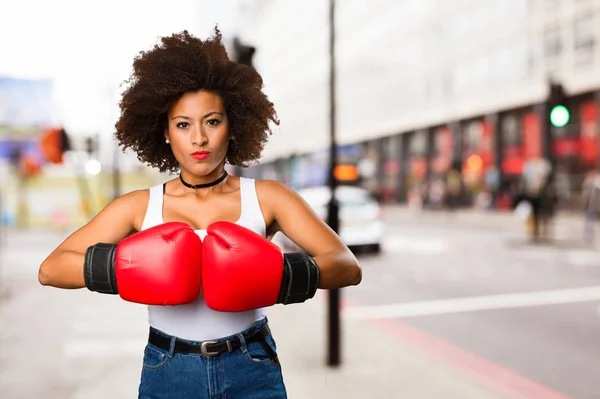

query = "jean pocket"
[243,335,280,367]
[142,343,171,370]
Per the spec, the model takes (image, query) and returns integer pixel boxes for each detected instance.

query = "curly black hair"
[114,27,279,173]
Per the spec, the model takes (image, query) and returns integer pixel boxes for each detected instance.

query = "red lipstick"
[191,150,211,160]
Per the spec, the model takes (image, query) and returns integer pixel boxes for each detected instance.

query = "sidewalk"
[0,230,511,399]
[382,204,596,249]
[381,204,583,227]
[270,295,510,399]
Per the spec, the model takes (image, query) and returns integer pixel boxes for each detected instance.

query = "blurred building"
[236,0,600,209]
[0,76,163,229]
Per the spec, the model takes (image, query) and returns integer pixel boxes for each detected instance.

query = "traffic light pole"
[326,0,341,367]
[538,100,553,168]
[542,80,569,181]
[233,12,341,365]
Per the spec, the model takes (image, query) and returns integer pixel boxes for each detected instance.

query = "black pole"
[326,0,341,367]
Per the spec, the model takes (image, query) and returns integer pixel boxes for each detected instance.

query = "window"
[465,121,482,150]
[574,13,595,66]
[501,115,522,147]
[543,25,563,58]
[574,14,594,50]
[441,68,453,99]
[410,130,427,156]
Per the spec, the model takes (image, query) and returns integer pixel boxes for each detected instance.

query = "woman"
[37,28,361,398]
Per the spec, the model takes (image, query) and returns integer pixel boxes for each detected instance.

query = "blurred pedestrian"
[37,28,361,399]
[581,170,600,243]
[538,178,558,240]
[445,169,461,210]
[512,179,541,241]
[428,178,445,210]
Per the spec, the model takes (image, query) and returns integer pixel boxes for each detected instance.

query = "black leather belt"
[148,325,270,357]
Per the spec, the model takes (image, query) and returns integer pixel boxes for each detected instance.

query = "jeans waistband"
[148,317,270,357]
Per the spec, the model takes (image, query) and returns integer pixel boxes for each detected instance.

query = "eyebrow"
[171,112,224,120]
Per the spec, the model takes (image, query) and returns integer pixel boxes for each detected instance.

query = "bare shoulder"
[255,179,303,207]
[106,189,148,218]
[255,179,296,198]
[255,179,344,255]
[255,179,318,216]
[56,189,150,254]
[87,188,150,233]
[116,189,150,230]
[254,180,299,226]
[115,188,148,205]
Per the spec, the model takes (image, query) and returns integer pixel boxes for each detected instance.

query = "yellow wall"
[1,170,167,230]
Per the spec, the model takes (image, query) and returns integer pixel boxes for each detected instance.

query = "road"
[345,211,600,399]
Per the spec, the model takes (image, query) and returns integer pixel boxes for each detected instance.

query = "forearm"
[313,249,362,289]
[38,250,86,289]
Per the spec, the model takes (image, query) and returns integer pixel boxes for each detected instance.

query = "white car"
[276,185,384,254]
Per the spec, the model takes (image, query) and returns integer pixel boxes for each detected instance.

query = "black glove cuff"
[84,243,118,295]
[277,252,320,305]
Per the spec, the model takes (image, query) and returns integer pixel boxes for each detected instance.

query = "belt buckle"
[200,340,220,357]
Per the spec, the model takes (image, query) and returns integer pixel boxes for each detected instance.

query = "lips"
[191,151,210,160]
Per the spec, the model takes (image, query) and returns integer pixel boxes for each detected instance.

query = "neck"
[179,168,228,190]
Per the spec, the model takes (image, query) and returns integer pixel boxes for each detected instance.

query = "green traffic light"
[550,105,570,127]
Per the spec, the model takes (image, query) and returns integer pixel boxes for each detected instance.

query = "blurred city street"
[2,207,599,399]
[351,206,600,399]
[2,1,600,398]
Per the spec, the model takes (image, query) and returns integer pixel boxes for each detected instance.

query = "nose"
[191,125,208,146]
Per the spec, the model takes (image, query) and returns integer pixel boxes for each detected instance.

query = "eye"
[206,119,221,126]
[176,122,189,129]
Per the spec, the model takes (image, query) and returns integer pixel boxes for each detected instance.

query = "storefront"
[379,135,402,203]
[406,130,428,206]
[553,96,599,208]
[460,118,496,207]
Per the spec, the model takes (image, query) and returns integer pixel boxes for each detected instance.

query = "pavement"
[381,205,596,250]
[354,212,600,399]
[381,204,583,227]
[0,228,513,399]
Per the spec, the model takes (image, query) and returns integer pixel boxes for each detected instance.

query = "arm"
[257,181,362,289]
[38,190,147,289]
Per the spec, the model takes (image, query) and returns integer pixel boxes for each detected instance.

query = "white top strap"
[238,177,266,236]
[141,183,165,231]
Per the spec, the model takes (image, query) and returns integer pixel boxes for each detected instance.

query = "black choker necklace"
[179,171,228,189]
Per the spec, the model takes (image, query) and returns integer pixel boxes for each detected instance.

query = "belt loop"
[237,332,248,354]
[168,336,177,358]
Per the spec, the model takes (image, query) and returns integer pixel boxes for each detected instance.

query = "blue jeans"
[138,317,287,399]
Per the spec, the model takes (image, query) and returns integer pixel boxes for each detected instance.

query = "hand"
[202,221,319,312]
[84,222,202,305]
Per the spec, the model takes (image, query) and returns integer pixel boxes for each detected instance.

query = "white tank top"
[140,177,267,341]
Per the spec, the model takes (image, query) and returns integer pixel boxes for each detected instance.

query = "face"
[165,90,230,177]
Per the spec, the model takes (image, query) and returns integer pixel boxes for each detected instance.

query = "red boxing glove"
[202,221,320,312]
[84,222,202,305]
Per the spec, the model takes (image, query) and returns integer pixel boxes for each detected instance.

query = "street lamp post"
[326,0,341,367]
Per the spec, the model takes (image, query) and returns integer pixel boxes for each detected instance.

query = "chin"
[188,163,218,176]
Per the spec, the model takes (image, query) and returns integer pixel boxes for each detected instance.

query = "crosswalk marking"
[382,234,450,255]
[344,285,600,319]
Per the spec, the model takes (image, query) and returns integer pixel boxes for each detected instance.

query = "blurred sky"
[0,0,242,136]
